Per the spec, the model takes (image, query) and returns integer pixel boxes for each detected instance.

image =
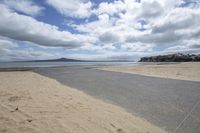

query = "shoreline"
[99,62,200,82]
[0,71,166,133]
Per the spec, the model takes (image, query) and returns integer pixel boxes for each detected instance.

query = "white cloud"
[152,8,200,33]
[64,50,146,61]
[0,36,18,48]
[137,1,164,19]
[99,32,120,43]
[56,0,200,58]
[0,37,64,61]
[2,0,44,16]
[121,42,154,52]
[46,0,93,18]
[1,0,200,61]
[0,47,60,61]
[0,4,91,48]
[0,36,18,59]
[94,0,126,16]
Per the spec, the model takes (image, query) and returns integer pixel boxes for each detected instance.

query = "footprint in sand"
[8,96,21,102]
[0,129,7,133]
[117,128,124,133]
[110,123,124,133]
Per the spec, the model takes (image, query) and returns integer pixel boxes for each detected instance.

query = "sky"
[0,0,200,61]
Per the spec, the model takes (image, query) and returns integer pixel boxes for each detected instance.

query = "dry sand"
[100,62,200,82]
[0,71,166,133]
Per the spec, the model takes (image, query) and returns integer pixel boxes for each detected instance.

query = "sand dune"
[100,62,200,82]
[0,71,166,133]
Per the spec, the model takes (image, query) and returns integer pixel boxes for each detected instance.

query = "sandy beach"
[0,71,166,133]
[100,62,200,82]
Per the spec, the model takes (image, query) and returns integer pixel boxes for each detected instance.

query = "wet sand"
[34,66,200,133]
[0,71,166,133]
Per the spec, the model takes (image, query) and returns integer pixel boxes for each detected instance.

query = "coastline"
[0,71,166,133]
[99,62,200,82]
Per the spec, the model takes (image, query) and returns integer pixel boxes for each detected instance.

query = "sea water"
[0,61,139,68]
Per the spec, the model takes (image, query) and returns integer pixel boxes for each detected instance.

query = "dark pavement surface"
[35,66,200,133]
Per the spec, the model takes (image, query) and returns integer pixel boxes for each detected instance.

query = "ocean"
[0,61,139,68]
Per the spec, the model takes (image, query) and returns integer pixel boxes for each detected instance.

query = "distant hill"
[139,53,200,62]
[21,58,135,62]
[26,58,83,62]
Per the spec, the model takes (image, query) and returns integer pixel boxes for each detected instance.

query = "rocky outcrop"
[139,53,200,62]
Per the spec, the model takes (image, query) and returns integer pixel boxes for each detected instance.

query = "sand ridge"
[0,71,166,133]
[100,62,200,82]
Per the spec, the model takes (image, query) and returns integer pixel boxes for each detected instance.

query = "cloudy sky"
[0,0,200,61]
